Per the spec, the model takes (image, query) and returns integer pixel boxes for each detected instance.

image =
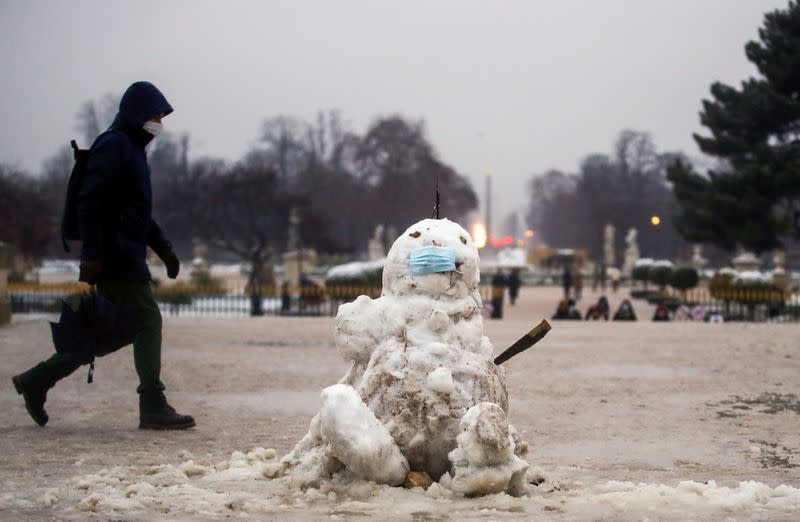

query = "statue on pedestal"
[603,224,615,268]
[283,208,317,294]
[287,208,301,253]
[772,250,789,290]
[368,225,385,261]
[622,228,639,277]
[191,239,209,279]
[691,244,708,271]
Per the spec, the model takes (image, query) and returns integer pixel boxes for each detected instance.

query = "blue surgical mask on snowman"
[409,246,457,275]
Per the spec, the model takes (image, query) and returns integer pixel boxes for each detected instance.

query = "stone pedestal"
[283,249,318,293]
[0,242,12,326]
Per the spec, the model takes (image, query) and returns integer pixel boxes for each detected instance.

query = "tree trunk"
[249,259,265,317]
[250,293,263,317]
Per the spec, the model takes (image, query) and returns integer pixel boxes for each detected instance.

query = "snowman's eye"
[460,236,467,244]
[409,231,421,238]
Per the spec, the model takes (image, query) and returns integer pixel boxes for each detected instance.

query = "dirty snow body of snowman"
[280,219,529,496]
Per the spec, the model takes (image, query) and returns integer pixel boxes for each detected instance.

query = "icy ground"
[1,287,798,520]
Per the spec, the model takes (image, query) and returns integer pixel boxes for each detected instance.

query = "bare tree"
[252,116,312,186]
[351,116,478,233]
[196,164,289,315]
[75,93,119,145]
[526,130,690,260]
[149,137,219,258]
[526,169,576,234]
[0,165,56,261]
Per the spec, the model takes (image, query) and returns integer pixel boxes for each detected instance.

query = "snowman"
[280,218,529,496]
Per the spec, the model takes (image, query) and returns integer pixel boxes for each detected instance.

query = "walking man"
[571,261,583,301]
[561,263,572,299]
[507,268,521,306]
[12,82,195,430]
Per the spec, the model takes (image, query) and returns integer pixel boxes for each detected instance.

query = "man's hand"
[162,250,180,279]
[79,261,103,285]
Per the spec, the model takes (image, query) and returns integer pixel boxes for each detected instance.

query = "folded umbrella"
[50,289,142,382]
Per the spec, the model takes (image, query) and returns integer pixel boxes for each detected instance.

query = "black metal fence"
[631,288,800,323]
[10,283,798,322]
[8,283,499,318]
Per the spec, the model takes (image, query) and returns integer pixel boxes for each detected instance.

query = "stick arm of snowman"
[493,319,552,365]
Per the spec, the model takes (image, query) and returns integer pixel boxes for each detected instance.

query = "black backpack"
[60,140,90,252]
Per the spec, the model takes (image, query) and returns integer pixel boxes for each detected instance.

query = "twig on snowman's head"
[432,174,441,219]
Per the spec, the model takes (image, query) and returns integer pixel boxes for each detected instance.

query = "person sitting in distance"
[552,299,571,320]
[585,296,610,320]
[652,303,671,322]
[552,299,582,320]
[612,299,637,321]
[567,298,582,319]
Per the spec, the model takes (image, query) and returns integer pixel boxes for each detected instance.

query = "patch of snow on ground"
[580,479,800,514]
[57,453,800,519]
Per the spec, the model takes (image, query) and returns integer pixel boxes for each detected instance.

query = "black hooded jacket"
[77,81,174,282]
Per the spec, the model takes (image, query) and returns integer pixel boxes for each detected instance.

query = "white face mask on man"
[143,120,163,136]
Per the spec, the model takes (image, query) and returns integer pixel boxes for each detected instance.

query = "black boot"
[139,391,195,430]
[12,363,55,426]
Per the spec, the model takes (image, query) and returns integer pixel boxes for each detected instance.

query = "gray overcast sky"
[0,0,788,228]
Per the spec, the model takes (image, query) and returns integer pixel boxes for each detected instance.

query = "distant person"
[675,303,708,322]
[490,270,507,319]
[507,268,521,306]
[572,263,583,301]
[552,298,582,320]
[566,298,582,320]
[562,264,572,299]
[552,299,570,320]
[12,82,194,430]
[674,304,691,321]
[585,296,610,320]
[280,280,291,313]
[691,304,708,322]
[612,299,637,321]
[610,268,620,293]
[652,303,671,322]
[299,275,324,312]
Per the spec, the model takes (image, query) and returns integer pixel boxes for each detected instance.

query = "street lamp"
[650,215,662,258]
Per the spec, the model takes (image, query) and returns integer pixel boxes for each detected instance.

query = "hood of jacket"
[110,82,173,142]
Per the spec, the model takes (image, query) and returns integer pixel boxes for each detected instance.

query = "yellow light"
[525,229,535,238]
[650,215,661,226]
[517,239,525,247]
[472,223,487,249]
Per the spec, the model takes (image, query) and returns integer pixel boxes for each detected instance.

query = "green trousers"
[42,281,165,394]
